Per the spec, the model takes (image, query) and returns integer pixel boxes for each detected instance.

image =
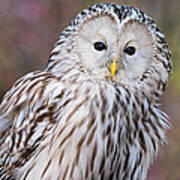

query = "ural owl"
[0,3,172,180]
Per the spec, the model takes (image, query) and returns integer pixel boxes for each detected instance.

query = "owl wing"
[0,71,67,175]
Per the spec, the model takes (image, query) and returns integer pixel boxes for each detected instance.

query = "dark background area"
[0,0,179,179]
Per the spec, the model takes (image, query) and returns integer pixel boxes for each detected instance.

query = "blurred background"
[0,0,179,179]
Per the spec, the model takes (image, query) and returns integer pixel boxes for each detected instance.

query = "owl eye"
[94,42,107,51]
[124,46,136,56]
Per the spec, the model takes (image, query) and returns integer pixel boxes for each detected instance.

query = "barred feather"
[0,3,171,180]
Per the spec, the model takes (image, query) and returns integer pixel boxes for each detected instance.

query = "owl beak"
[110,58,118,77]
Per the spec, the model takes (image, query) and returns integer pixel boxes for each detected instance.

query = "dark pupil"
[94,42,106,51]
[124,46,136,55]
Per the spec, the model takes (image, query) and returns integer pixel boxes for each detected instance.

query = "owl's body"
[0,3,171,180]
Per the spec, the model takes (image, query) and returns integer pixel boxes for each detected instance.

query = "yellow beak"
[110,59,118,77]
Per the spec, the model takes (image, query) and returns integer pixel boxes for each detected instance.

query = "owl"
[0,3,172,180]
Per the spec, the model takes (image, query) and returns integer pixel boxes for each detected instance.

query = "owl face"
[47,3,171,93]
[74,15,156,84]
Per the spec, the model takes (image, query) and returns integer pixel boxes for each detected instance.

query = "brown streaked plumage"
[0,3,172,180]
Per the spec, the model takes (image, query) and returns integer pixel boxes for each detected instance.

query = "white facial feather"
[75,16,118,72]
[118,20,156,83]
[74,16,157,85]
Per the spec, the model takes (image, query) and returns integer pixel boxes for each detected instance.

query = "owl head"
[47,3,172,98]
